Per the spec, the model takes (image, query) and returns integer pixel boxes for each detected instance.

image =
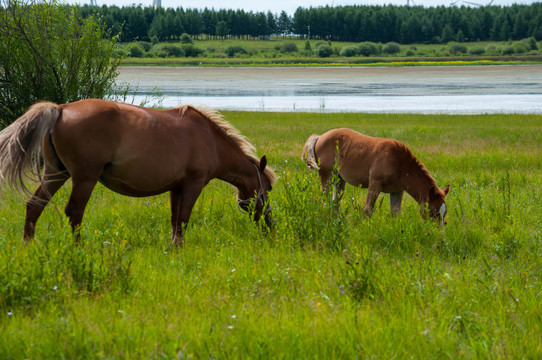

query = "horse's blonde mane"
[180,105,277,184]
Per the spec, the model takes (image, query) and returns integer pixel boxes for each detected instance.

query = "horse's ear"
[259,155,267,172]
[442,184,450,196]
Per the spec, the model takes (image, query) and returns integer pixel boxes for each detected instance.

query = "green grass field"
[1,111,541,358]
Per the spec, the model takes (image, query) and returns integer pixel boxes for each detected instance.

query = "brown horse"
[302,128,449,223]
[0,99,276,246]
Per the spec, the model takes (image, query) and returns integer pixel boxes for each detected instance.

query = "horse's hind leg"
[319,166,344,197]
[330,176,346,214]
[332,176,346,204]
[390,191,404,216]
[24,165,70,241]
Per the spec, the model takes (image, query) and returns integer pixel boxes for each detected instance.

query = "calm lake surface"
[116,65,542,114]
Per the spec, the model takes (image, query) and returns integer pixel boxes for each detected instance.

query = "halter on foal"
[0,99,276,246]
[302,128,450,224]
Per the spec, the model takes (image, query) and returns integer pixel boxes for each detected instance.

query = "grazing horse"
[0,99,276,246]
[302,128,449,223]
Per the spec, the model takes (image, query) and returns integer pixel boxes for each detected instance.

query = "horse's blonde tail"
[0,102,61,194]
[301,134,320,170]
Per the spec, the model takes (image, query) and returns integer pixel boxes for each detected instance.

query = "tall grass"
[1,112,541,358]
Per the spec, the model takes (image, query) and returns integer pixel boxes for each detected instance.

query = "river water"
[116,65,542,114]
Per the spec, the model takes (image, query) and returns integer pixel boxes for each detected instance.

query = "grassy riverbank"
[119,38,542,66]
[1,112,541,358]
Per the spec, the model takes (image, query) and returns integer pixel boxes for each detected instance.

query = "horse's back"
[316,128,405,189]
[52,99,218,196]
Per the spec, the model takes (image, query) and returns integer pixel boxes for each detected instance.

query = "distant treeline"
[78,3,542,43]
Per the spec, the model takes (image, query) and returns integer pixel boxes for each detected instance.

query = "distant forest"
[78,3,542,44]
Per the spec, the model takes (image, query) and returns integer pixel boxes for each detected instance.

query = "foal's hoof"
[172,235,184,248]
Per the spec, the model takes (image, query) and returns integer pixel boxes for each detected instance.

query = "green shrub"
[226,45,248,57]
[485,44,500,55]
[340,45,359,57]
[468,46,486,55]
[127,43,145,58]
[282,42,299,53]
[0,0,121,126]
[182,43,204,57]
[180,33,194,44]
[304,40,312,52]
[358,42,380,56]
[527,36,538,50]
[449,43,467,54]
[135,41,152,52]
[150,35,159,45]
[316,45,333,57]
[153,43,185,57]
[155,50,168,58]
[112,46,127,59]
[382,42,401,55]
[502,45,515,55]
[513,41,529,54]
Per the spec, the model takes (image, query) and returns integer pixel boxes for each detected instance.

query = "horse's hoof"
[172,236,184,248]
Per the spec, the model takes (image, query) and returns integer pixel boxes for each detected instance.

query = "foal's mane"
[180,105,277,184]
[397,141,437,188]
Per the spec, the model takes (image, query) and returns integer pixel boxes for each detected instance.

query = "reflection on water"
[129,94,542,114]
[117,66,542,114]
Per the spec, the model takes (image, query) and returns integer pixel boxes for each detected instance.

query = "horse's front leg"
[170,181,205,247]
[363,182,382,217]
[64,177,99,241]
[390,191,404,216]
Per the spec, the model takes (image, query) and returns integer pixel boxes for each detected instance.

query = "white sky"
[70,0,539,15]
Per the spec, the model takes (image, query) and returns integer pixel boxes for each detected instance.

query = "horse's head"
[237,155,275,230]
[425,184,450,225]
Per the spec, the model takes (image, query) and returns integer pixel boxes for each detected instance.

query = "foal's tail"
[301,134,320,170]
[0,102,61,193]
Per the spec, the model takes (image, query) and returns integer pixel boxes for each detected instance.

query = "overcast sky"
[70,0,538,15]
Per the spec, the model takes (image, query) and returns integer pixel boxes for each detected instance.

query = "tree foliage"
[0,0,121,127]
[78,3,542,44]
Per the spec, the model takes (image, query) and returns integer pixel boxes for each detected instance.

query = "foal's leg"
[332,176,346,204]
[170,180,205,247]
[318,167,345,206]
[24,165,70,241]
[318,167,333,194]
[390,191,404,216]
[363,182,382,217]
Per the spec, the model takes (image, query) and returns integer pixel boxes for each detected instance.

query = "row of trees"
[78,3,542,44]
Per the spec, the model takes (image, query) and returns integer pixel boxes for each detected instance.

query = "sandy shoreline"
[117,65,542,96]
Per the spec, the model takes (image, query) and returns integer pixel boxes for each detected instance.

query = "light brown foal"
[302,128,449,223]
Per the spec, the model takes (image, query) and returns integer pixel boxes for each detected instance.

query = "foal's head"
[237,156,275,229]
[425,184,450,225]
